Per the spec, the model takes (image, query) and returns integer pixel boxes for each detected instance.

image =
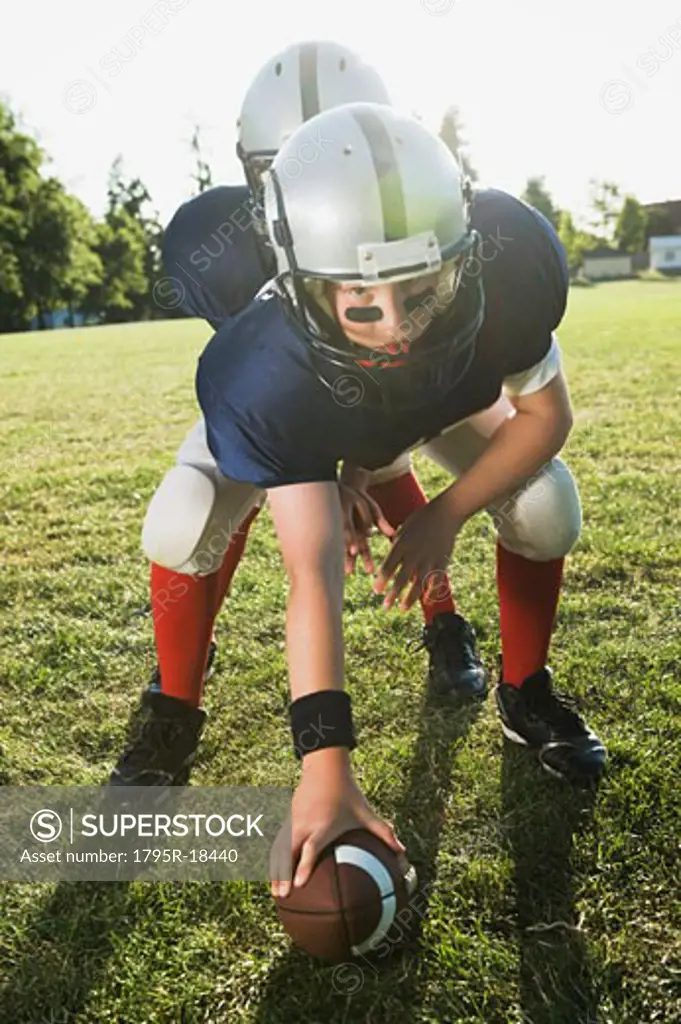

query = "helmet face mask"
[265,104,485,411]
[235,147,274,239]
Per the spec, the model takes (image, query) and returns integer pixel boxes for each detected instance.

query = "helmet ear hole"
[275,61,282,76]
[339,58,347,71]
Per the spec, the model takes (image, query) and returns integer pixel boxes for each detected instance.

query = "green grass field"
[1,280,680,1023]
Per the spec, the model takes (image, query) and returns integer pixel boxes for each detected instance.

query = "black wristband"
[289,690,356,761]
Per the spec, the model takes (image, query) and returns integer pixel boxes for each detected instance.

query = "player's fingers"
[357,533,375,575]
[374,539,404,593]
[270,817,294,898]
[362,814,406,854]
[293,837,320,889]
[384,565,414,607]
[348,496,371,537]
[344,539,358,576]
[401,573,424,611]
[365,495,396,539]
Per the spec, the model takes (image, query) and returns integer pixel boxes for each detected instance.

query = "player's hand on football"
[339,482,395,575]
[270,748,405,899]
[374,494,465,612]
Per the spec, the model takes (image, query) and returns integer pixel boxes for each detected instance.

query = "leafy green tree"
[557,210,604,276]
[614,195,648,253]
[558,210,580,275]
[91,157,163,321]
[20,178,102,327]
[0,101,104,330]
[588,179,621,239]
[0,101,43,330]
[82,210,148,323]
[521,176,560,228]
[439,106,478,182]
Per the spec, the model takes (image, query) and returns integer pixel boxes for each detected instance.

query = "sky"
[2,0,680,228]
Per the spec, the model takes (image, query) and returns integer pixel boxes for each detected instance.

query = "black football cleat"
[147,639,217,695]
[108,691,206,787]
[495,667,606,784]
[418,612,489,701]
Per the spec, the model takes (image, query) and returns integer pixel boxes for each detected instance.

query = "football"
[274,829,418,964]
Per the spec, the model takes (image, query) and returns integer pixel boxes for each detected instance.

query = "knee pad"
[492,458,582,561]
[142,465,218,574]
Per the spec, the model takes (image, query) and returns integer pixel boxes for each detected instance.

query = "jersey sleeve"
[162,187,267,330]
[472,190,569,382]
[196,331,338,489]
[502,335,562,397]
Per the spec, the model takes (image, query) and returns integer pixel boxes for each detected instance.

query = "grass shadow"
[252,689,484,1024]
[501,742,601,1024]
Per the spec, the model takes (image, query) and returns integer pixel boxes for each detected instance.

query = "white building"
[583,248,633,281]
[649,236,681,273]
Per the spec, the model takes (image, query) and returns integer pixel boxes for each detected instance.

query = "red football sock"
[150,505,260,707]
[496,541,565,686]
[150,563,215,707]
[368,471,456,625]
[211,504,261,620]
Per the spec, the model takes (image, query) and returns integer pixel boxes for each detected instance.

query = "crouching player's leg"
[350,453,488,700]
[423,398,606,784]
[489,457,606,783]
[108,420,264,786]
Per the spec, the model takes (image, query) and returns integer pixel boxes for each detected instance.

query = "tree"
[521,177,560,228]
[59,194,104,323]
[82,210,148,323]
[645,205,676,238]
[0,101,43,330]
[438,106,477,182]
[190,125,214,194]
[614,195,648,253]
[99,157,163,320]
[0,101,105,331]
[19,178,102,328]
[588,179,621,239]
[557,210,603,276]
[558,210,579,275]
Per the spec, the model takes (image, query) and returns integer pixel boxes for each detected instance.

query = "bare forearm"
[443,409,571,520]
[286,566,344,702]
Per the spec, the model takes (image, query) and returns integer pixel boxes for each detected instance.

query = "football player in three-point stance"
[141,102,607,895]
[109,43,487,789]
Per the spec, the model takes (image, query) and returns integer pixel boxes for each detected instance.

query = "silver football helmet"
[264,102,483,410]
[236,42,391,202]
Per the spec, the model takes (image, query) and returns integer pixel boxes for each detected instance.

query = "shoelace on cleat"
[119,717,184,768]
[524,681,585,733]
[414,619,478,669]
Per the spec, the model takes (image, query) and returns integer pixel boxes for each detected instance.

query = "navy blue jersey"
[196,188,569,488]
[162,185,271,329]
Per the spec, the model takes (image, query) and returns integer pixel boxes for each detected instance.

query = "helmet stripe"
[299,42,320,122]
[351,107,407,242]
